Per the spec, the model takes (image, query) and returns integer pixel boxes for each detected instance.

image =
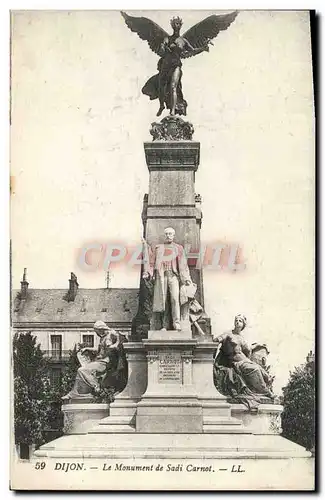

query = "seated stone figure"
[213,314,274,411]
[62,321,128,403]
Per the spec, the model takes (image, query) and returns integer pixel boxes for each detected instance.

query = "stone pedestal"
[137,330,202,433]
[62,403,109,434]
[91,330,245,435]
[231,403,284,435]
[193,341,242,432]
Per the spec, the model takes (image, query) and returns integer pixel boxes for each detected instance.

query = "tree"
[13,332,54,447]
[281,351,315,452]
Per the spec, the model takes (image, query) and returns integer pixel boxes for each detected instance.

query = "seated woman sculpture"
[213,314,274,411]
[62,321,128,402]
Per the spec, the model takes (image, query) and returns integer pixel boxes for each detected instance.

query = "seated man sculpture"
[62,320,127,402]
[213,314,274,411]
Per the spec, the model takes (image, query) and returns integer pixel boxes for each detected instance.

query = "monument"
[33,11,312,489]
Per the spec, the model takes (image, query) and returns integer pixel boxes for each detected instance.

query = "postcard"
[10,10,315,490]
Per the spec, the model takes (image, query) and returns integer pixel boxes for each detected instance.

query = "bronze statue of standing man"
[142,227,195,331]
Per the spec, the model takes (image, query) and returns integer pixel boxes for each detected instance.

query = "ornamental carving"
[150,116,194,141]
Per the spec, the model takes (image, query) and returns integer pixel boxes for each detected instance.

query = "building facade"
[12,270,139,386]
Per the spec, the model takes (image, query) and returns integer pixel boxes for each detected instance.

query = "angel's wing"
[182,11,238,58]
[121,11,169,56]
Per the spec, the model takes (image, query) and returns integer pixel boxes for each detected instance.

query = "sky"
[10,10,314,392]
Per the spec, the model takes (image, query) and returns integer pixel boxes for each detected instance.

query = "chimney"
[68,272,79,301]
[20,268,29,299]
[106,269,110,289]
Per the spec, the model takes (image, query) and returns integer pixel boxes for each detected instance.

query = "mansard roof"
[12,287,139,325]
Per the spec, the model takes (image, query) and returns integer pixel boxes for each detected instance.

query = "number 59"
[35,462,46,470]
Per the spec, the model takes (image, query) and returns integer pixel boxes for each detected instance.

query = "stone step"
[90,425,136,434]
[203,417,243,425]
[34,433,312,459]
[203,425,252,434]
[97,416,134,425]
[89,416,136,434]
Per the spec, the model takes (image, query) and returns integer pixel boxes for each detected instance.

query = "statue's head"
[164,227,175,243]
[93,320,109,337]
[234,314,247,333]
[170,16,183,32]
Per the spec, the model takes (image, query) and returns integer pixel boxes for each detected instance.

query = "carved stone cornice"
[144,141,200,172]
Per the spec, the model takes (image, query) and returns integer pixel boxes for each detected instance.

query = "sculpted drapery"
[63,322,128,403]
[213,314,274,411]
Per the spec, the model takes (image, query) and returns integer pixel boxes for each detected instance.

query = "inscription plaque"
[158,352,182,383]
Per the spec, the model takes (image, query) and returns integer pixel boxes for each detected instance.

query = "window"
[51,335,62,359]
[50,367,62,388]
[82,335,94,347]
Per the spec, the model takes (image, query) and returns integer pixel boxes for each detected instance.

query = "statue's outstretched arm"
[183,38,209,57]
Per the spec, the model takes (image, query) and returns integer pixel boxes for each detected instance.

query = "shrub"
[281,352,315,452]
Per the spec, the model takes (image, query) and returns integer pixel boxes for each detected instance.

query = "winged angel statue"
[121,11,238,117]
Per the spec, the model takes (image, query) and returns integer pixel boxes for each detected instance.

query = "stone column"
[89,342,146,433]
[143,140,205,307]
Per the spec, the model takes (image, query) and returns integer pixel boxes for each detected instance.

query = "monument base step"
[32,433,313,489]
[203,416,251,434]
[203,417,242,426]
[203,425,251,433]
[91,425,136,433]
[34,433,311,460]
[90,416,136,433]
[90,418,249,435]
[90,426,250,435]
